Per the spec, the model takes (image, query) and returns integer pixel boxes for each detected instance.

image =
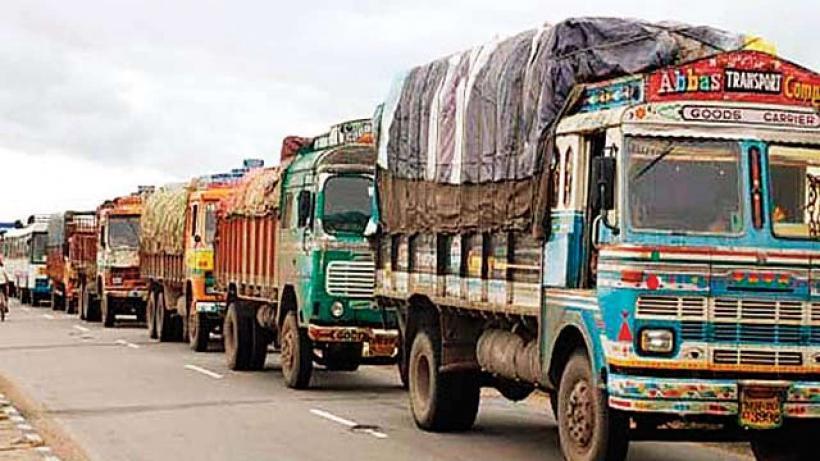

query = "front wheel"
[280,312,312,389]
[557,350,629,461]
[146,291,157,339]
[102,295,115,327]
[408,330,479,432]
[189,308,210,352]
[751,428,814,461]
[224,302,253,370]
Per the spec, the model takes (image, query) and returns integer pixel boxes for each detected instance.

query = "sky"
[1,0,817,222]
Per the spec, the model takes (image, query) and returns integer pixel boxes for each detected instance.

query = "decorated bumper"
[307,325,399,357]
[608,374,820,423]
[107,288,148,300]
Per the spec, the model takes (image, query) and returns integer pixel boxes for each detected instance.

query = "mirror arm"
[598,184,620,236]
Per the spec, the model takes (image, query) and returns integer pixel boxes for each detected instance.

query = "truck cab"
[278,120,398,381]
[546,50,819,456]
[96,195,149,326]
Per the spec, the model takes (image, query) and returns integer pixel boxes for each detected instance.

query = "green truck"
[214,119,400,388]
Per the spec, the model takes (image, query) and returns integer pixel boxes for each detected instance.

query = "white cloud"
[0,0,817,221]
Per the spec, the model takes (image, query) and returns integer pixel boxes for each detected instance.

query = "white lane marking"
[115,339,141,349]
[73,325,90,333]
[309,408,388,439]
[42,314,55,320]
[184,364,223,379]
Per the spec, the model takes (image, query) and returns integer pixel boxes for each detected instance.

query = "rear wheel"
[189,307,210,352]
[51,290,63,311]
[224,301,253,370]
[280,312,312,389]
[557,350,629,461]
[102,294,115,327]
[79,283,87,320]
[408,329,480,432]
[146,290,157,339]
[65,291,76,314]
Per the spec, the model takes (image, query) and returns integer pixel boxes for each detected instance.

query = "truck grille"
[636,296,707,319]
[712,348,803,366]
[325,261,375,297]
[812,302,820,323]
[712,298,803,323]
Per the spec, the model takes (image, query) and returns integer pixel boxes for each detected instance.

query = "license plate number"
[739,386,785,429]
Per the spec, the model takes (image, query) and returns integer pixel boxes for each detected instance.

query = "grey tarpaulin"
[376,17,747,237]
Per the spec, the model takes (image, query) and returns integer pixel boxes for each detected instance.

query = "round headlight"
[330,301,345,318]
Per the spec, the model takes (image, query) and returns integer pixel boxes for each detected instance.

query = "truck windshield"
[108,216,140,248]
[627,137,743,235]
[322,176,372,235]
[30,233,47,263]
[769,145,820,239]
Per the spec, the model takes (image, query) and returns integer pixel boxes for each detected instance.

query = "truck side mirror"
[591,157,616,211]
[297,191,312,228]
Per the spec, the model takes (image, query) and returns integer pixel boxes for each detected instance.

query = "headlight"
[639,328,674,355]
[330,301,345,318]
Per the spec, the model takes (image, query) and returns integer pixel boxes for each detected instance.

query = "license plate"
[739,385,786,429]
[112,277,123,285]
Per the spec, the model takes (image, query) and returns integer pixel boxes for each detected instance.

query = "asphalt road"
[0,298,751,461]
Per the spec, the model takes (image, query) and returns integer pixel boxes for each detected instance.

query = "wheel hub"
[281,329,294,371]
[565,379,593,448]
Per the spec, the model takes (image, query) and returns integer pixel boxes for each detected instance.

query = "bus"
[2,216,51,306]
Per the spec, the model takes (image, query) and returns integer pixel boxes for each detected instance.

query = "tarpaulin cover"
[222,167,283,217]
[140,184,190,255]
[376,17,747,236]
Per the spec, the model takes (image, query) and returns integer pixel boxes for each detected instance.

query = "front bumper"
[195,301,224,314]
[608,374,820,419]
[307,325,399,357]
[107,288,148,300]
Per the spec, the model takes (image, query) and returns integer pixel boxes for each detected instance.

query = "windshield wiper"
[632,143,675,181]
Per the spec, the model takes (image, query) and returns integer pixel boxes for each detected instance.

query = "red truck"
[46,212,96,313]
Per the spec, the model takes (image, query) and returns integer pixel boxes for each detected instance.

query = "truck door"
[580,131,607,288]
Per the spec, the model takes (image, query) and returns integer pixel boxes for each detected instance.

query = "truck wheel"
[751,428,813,461]
[249,322,270,371]
[224,302,255,370]
[189,309,210,352]
[102,295,116,327]
[324,343,362,372]
[397,334,409,389]
[146,291,157,339]
[79,283,87,320]
[557,350,629,461]
[65,292,75,314]
[21,289,30,305]
[409,330,480,432]
[157,292,175,342]
[51,291,62,311]
[280,311,312,389]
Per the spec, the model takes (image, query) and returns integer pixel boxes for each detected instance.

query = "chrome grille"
[812,302,820,323]
[325,261,375,297]
[636,296,706,319]
[680,321,706,341]
[712,348,803,366]
[712,323,802,344]
[712,298,805,323]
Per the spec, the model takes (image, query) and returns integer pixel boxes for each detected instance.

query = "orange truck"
[79,192,150,326]
[140,178,240,350]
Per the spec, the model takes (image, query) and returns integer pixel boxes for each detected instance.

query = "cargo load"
[376,17,748,236]
[222,167,283,217]
[140,184,190,256]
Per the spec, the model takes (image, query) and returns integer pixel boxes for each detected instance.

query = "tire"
[102,294,115,328]
[408,329,480,432]
[323,343,362,372]
[146,291,157,339]
[21,289,30,305]
[85,285,101,322]
[157,291,175,342]
[249,322,270,371]
[280,311,312,389]
[397,334,409,389]
[79,283,87,320]
[557,350,629,461]
[751,428,814,461]
[224,302,255,370]
[65,292,76,314]
[189,308,210,352]
[51,290,63,311]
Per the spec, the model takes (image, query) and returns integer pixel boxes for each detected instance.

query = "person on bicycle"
[0,257,9,321]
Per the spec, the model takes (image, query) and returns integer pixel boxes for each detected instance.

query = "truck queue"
[1,16,819,461]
